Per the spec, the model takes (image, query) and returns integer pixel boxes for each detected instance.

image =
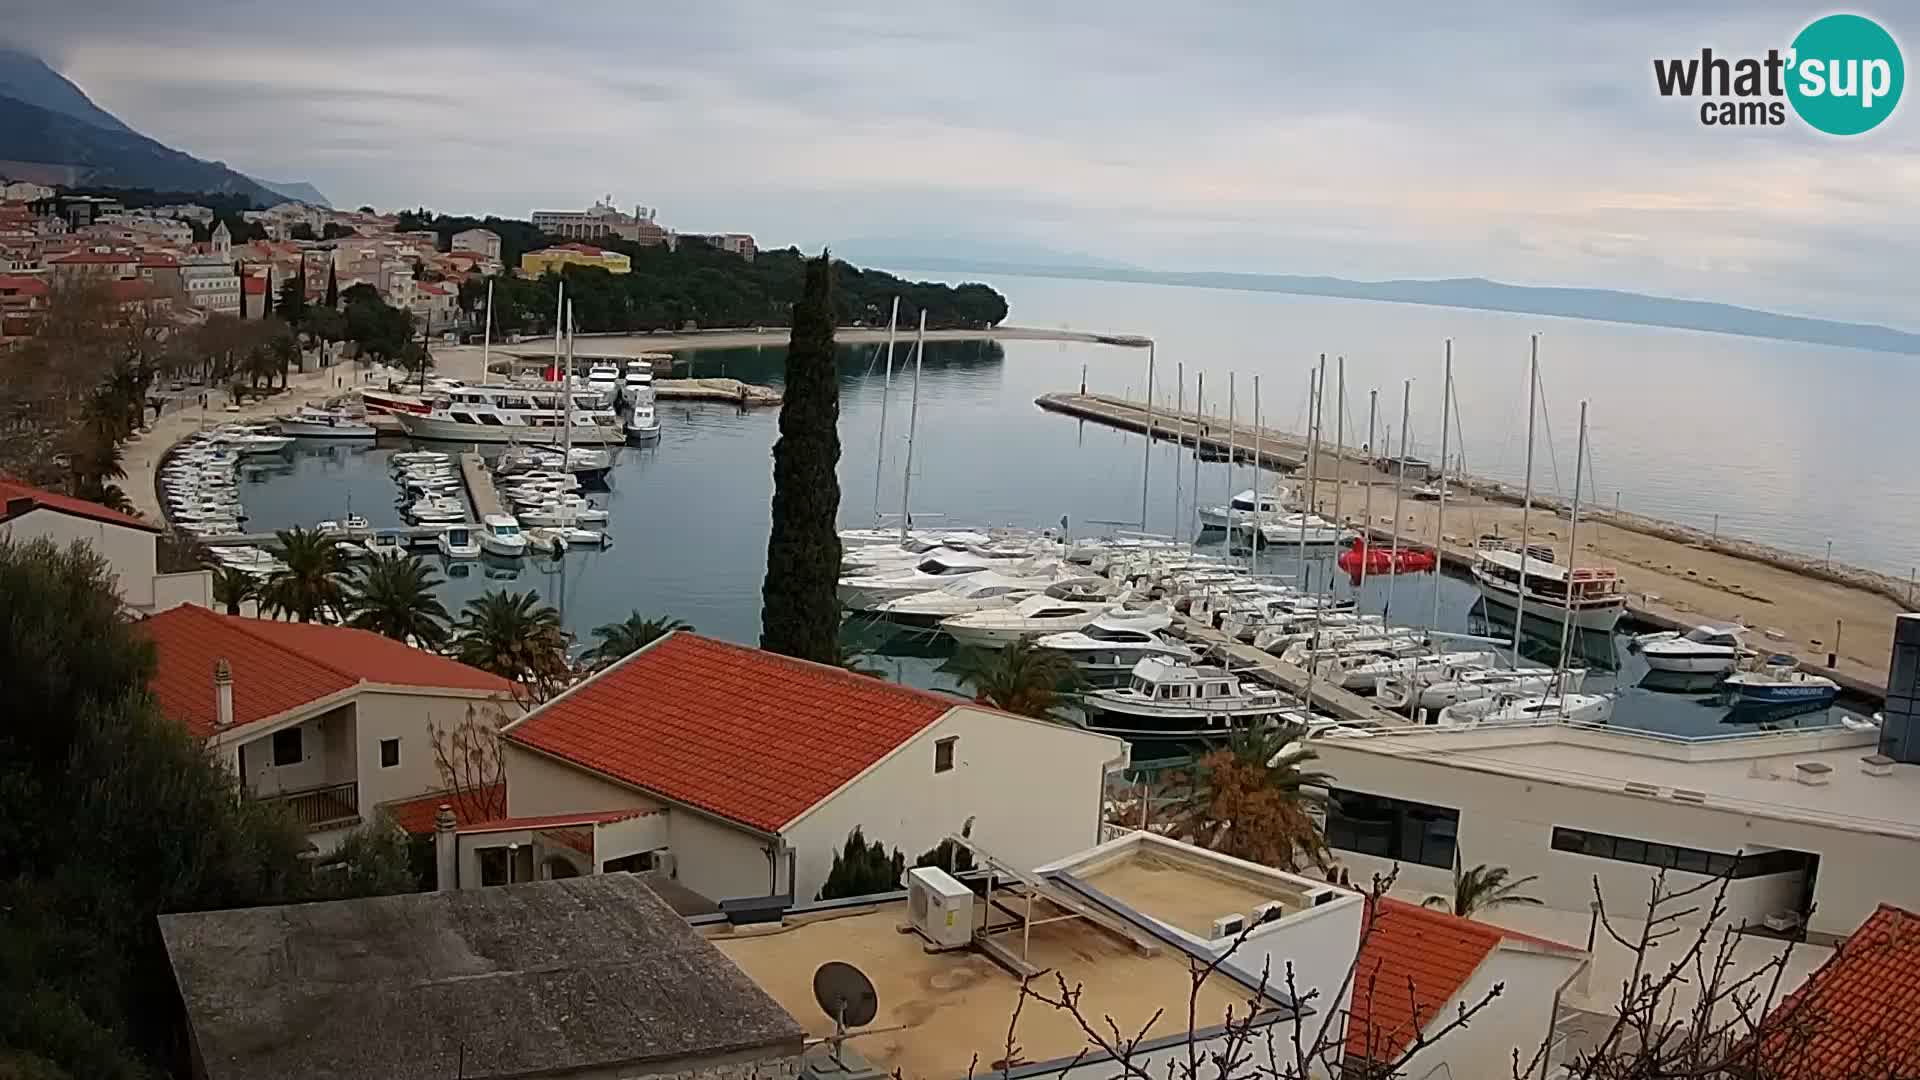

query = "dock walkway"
[1177,621,1407,726]
[655,378,782,407]
[1036,393,1311,471]
[459,452,502,520]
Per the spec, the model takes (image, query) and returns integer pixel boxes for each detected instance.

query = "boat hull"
[1721,681,1838,708]
[1079,701,1297,740]
[392,413,622,445]
[1641,649,1739,674]
[1472,576,1624,633]
[277,420,376,439]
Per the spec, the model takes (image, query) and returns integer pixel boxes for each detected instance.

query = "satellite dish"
[813,961,879,1029]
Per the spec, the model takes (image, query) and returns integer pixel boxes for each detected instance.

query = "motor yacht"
[939,591,1127,648]
[1720,656,1839,710]
[479,514,530,557]
[1080,656,1297,741]
[437,524,481,559]
[1437,691,1615,727]
[1632,624,1752,674]
[869,572,1071,624]
[1032,610,1194,685]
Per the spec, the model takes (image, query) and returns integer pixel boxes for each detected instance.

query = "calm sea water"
[228,275,1895,738]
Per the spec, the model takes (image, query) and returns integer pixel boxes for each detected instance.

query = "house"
[105,278,173,314]
[490,631,1131,903]
[678,231,758,260]
[0,476,208,612]
[1342,897,1587,1078]
[138,605,515,850]
[450,227,500,260]
[0,274,49,337]
[1752,903,1920,1077]
[409,280,456,331]
[532,199,667,244]
[46,246,139,283]
[158,875,807,1080]
[520,241,632,276]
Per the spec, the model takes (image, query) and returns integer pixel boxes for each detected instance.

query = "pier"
[654,378,782,407]
[1176,620,1409,726]
[459,452,502,520]
[1036,393,1309,471]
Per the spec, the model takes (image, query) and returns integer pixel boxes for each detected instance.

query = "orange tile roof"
[1346,898,1506,1061]
[0,475,158,532]
[1758,904,1920,1078]
[139,606,511,739]
[456,808,657,835]
[0,275,49,298]
[505,632,955,833]
[380,784,507,834]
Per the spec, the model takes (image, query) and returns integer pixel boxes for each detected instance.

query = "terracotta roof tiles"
[1759,904,1920,1078]
[1346,898,1506,1061]
[0,475,158,532]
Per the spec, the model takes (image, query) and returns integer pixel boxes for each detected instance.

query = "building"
[409,280,457,332]
[92,211,194,246]
[680,232,758,260]
[520,242,632,277]
[150,203,215,225]
[0,477,208,613]
[1,180,54,201]
[1753,903,1920,1077]
[0,273,49,338]
[138,605,515,851]
[490,631,1130,904]
[46,246,139,284]
[159,875,807,1080]
[450,227,500,260]
[1309,717,1920,939]
[532,197,668,244]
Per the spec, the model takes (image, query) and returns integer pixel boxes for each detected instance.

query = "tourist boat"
[1437,691,1616,727]
[364,530,409,558]
[1080,656,1296,740]
[1632,624,1753,674]
[1197,489,1292,531]
[1032,610,1195,685]
[1720,656,1839,709]
[1336,538,1436,578]
[1470,537,1626,633]
[625,401,661,441]
[870,572,1066,624]
[1255,514,1350,547]
[275,405,376,439]
[391,383,622,445]
[437,524,481,559]
[479,514,529,557]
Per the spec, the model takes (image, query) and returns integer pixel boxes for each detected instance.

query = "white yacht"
[1081,656,1297,741]
[937,591,1123,647]
[204,427,294,455]
[871,572,1066,625]
[622,363,655,402]
[1632,624,1752,674]
[1437,691,1615,727]
[392,383,622,444]
[1197,489,1292,531]
[275,405,376,439]
[836,552,1016,607]
[364,530,409,558]
[625,400,661,441]
[479,514,529,557]
[1332,649,1503,693]
[437,524,481,559]
[406,498,466,525]
[1255,514,1350,547]
[587,362,620,397]
[515,498,611,527]
[1033,610,1195,685]
[1470,537,1627,633]
[1377,665,1582,712]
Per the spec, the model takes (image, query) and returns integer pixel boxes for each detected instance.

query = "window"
[934,736,957,774]
[602,851,657,874]
[1549,827,1814,879]
[271,727,303,767]
[1325,788,1459,869]
[380,738,400,768]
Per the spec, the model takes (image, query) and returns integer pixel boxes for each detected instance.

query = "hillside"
[0,45,130,134]
[0,92,278,203]
[254,178,332,207]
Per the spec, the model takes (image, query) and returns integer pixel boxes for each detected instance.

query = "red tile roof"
[547,242,608,255]
[1347,898,1506,1061]
[380,784,506,834]
[139,606,511,738]
[505,632,955,833]
[0,275,49,298]
[1758,904,1920,1078]
[49,250,136,265]
[456,808,657,835]
[0,475,158,532]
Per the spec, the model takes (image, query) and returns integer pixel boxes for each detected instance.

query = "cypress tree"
[759,251,842,663]
[323,262,338,309]
[263,268,274,318]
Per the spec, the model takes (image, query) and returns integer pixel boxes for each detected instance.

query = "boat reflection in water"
[1636,669,1724,695]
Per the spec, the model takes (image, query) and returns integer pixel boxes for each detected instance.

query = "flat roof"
[1072,849,1295,939]
[710,899,1287,1080]
[160,876,803,1080]
[1320,724,1918,839]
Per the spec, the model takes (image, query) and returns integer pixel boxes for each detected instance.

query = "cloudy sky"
[9,2,1917,324]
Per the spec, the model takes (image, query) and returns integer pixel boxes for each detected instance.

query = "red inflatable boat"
[1338,537,1437,579]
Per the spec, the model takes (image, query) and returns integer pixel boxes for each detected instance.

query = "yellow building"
[520,243,632,276]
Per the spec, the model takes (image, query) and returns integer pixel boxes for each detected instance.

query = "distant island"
[871,258,1920,356]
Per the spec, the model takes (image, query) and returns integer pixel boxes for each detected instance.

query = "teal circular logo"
[1787,14,1904,135]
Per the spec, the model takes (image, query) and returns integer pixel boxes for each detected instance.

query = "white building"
[1310,719,1920,939]
[486,631,1131,903]
[451,227,501,261]
[139,605,517,852]
[532,198,667,244]
[0,477,209,613]
[93,212,194,247]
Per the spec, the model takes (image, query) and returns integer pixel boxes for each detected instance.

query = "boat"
[1470,536,1626,633]
[586,361,620,399]
[205,429,294,455]
[870,572,1070,624]
[364,530,409,558]
[1032,610,1195,685]
[437,524,481,559]
[275,405,376,439]
[625,400,661,441]
[1255,514,1349,547]
[1720,656,1840,709]
[622,363,655,403]
[1197,489,1291,531]
[539,525,611,549]
[1336,538,1436,578]
[1332,649,1502,693]
[936,590,1124,646]
[1080,656,1298,740]
[1436,691,1616,727]
[390,383,622,444]
[406,499,466,525]
[521,527,571,556]
[836,551,1017,607]
[1632,624,1753,674]
[1378,666,1583,712]
[358,388,432,416]
[516,500,611,527]
[479,514,530,557]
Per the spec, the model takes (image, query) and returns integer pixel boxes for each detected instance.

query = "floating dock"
[1036,393,1309,471]
[458,452,501,519]
[655,378,782,407]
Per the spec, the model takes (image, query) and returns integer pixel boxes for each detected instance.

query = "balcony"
[264,781,361,832]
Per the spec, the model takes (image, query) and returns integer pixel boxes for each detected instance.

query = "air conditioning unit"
[1210,913,1247,939]
[904,866,973,950]
[651,850,676,877]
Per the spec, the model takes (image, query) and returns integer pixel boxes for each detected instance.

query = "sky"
[7,1,1918,325]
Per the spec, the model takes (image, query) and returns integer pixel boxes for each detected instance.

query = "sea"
[228,272,1907,743]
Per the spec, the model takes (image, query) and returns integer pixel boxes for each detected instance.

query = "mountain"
[0,48,327,207]
[878,260,1920,356]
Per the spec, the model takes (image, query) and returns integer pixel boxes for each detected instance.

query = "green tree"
[1168,721,1333,872]
[276,274,307,327]
[939,640,1082,721]
[309,818,421,898]
[759,252,842,663]
[586,612,690,668]
[816,826,905,901]
[262,526,346,622]
[1423,855,1543,918]
[210,565,260,615]
[452,589,572,703]
[344,552,450,647]
[323,261,338,308]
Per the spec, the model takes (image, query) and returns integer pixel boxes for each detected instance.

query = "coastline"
[497,324,1147,360]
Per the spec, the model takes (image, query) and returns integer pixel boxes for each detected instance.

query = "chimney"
[434,804,458,891]
[213,658,234,730]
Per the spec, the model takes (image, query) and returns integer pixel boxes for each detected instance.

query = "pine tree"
[759,251,842,663]
[323,261,338,309]
[816,827,905,900]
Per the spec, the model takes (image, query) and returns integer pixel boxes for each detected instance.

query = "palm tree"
[1166,720,1334,871]
[344,553,450,647]
[938,640,1082,721]
[1423,855,1543,917]
[586,612,689,668]
[452,589,571,702]
[262,527,346,622]
[210,566,260,616]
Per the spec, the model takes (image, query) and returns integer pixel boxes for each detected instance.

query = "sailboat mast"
[1140,342,1155,533]
[1174,362,1184,545]
[1386,380,1410,617]
[1556,401,1589,708]
[1513,335,1539,660]
[1226,375,1237,552]
[1431,340,1452,633]
[481,278,493,375]
[1297,356,1325,572]
[1358,390,1377,596]
[1191,372,1203,551]
[1251,374,1261,577]
[898,310,926,543]
[1329,356,1345,598]
[563,302,574,459]
[872,296,899,521]
[552,282,564,385]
